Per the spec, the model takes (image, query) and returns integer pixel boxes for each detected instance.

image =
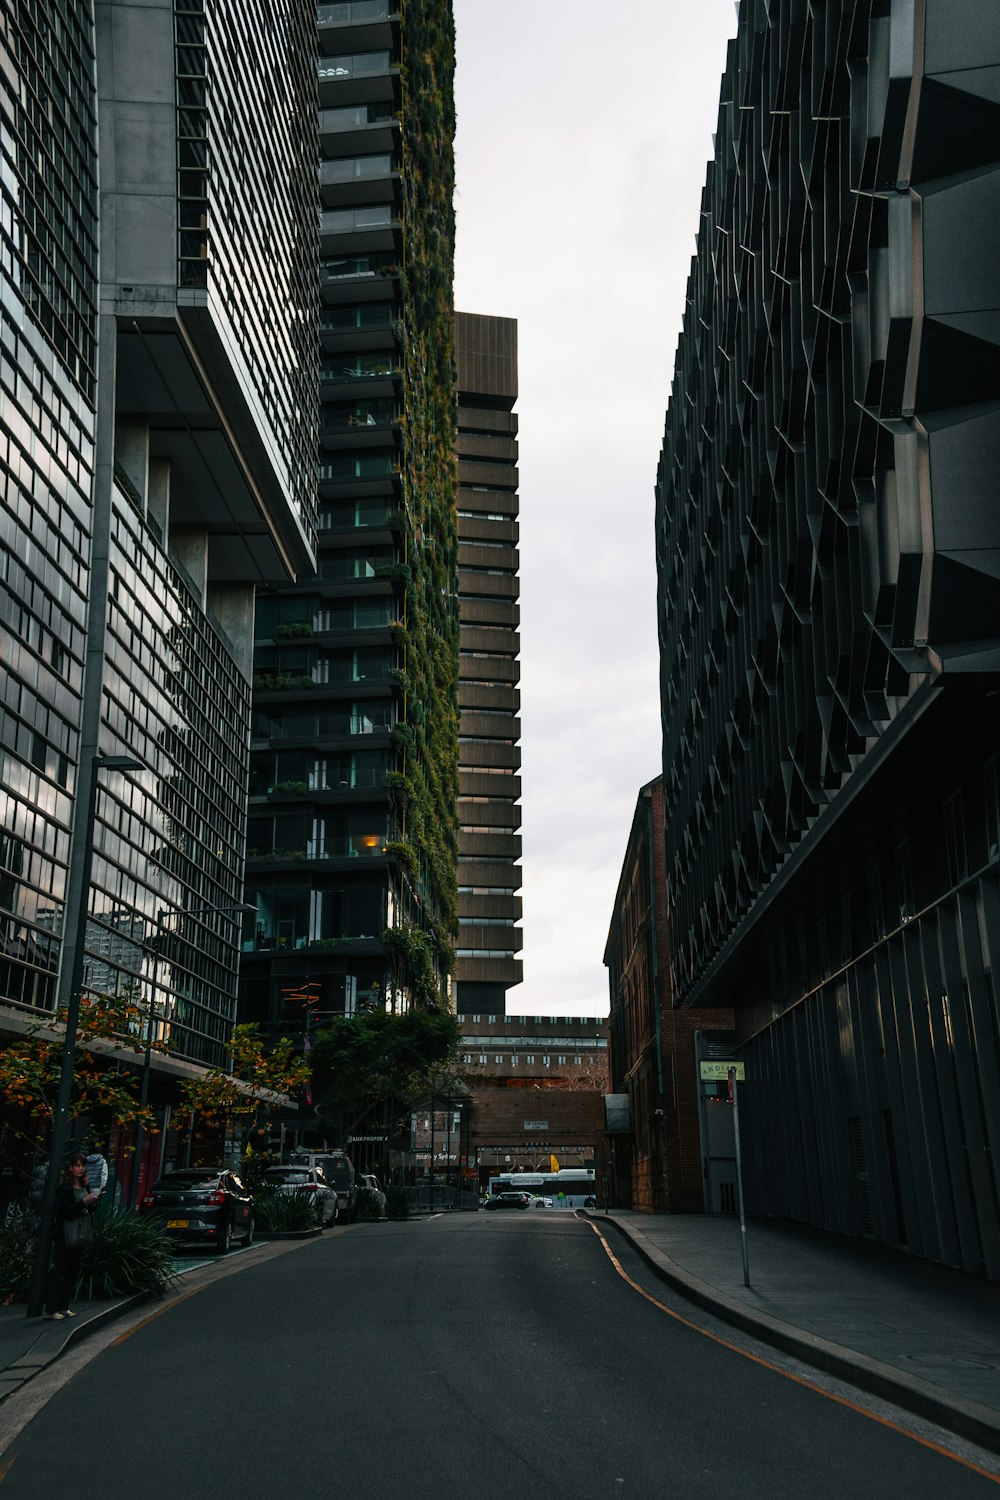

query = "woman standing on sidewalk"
[44,1154,98,1321]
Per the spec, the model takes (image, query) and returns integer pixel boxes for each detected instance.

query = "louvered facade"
[656,0,1000,1276]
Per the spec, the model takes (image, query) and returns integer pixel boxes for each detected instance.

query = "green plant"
[253,1184,321,1233]
[0,1206,38,1304]
[383,1185,410,1220]
[272,780,309,795]
[76,1211,177,1301]
[238,1145,281,1196]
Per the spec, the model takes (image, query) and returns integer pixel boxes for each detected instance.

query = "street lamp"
[27,754,144,1318]
[126,901,255,1208]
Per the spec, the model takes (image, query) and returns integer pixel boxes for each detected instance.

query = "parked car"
[289,1151,360,1222]
[141,1168,254,1253]
[358,1173,387,1218]
[484,1191,532,1212]
[263,1164,338,1226]
[527,1194,553,1208]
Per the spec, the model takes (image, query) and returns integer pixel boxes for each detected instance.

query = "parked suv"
[263,1164,338,1226]
[289,1151,360,1222]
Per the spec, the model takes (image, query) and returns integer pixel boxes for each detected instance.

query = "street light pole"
[27,754,143,1319]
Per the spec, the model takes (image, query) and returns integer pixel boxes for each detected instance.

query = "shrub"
[383,1185,410,1220]
[76,1211,177,1301]
[0,1205,38,1304]
[253,1184,321,1233]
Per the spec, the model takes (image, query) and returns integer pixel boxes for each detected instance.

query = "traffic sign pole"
[730,1066,751,1288]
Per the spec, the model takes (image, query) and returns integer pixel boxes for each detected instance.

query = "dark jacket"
[54,1184,92,1229]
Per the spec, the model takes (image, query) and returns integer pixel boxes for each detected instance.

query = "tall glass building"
[0,0,317,1168]
[240,0,459,1036]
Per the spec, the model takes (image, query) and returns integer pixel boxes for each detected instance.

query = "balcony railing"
[318,1,393,25]
[318,52,391,82]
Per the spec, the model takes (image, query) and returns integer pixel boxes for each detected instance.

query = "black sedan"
[141,1168,254,1253]
[483,1191,532,1212]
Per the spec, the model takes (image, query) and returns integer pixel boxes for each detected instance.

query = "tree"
[0,992,165,1136]
[310,1006,460,1148]
[171,1024,310,1156]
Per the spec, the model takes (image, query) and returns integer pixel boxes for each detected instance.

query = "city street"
[0,1214,996,1499]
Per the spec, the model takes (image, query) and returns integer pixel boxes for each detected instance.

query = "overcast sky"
[452,0,739,1017]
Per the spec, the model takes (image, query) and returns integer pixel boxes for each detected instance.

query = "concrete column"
[170,528,208,608]
[114,419,148,509]
[207,581,256,681]
[148,456,170,541]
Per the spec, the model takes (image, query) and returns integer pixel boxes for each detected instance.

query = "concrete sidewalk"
[586,1210,1000,1453]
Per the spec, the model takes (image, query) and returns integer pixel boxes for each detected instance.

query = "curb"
[0,1232,321,1406]
[585,1211,1000,1458]
[0,1292,149,1403]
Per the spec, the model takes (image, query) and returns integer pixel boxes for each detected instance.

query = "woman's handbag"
[64,1214,93,1248]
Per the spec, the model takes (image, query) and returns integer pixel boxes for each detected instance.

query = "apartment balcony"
[321,205,400,256]
[320,157,400,210]
[317,53,398,109]
[319,106,399,159]
[317,1,398,51]
[458,831,522,861]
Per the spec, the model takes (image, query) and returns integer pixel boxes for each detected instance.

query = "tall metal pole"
[730,1067,751,1288]
[126,996,158,1210]
[27,755,141,1318]
[428,1092,435,1213]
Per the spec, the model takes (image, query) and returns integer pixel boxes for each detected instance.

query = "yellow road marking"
[111,1284,205,1345]
[585,1219,1000,1487]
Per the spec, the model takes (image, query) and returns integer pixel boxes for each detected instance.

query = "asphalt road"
[0,1212,996,1499]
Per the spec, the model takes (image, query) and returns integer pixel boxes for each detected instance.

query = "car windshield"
[266,1168,310,1182]
[321,1161,352,1188]
[154,1173,221,1190]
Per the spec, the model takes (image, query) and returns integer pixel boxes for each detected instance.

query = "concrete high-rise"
[0,1,317,1187]
[454,312,523,1015]
[241,1,459,1034]
[656,0,1000,1276]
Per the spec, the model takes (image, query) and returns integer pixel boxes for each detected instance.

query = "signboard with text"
[699,1061,745,1081]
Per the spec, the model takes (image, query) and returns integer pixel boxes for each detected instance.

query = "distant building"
[604,780,733,1212]
[655,1,1000,1276]
[453,1016,608,1179]
[454,312,524,1014]
[459,1014,608,1090]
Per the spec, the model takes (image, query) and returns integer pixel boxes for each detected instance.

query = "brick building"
[604,779,733,1212]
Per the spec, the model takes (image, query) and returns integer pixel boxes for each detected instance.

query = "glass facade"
[175,0,318,543]
[0,4,98,1015]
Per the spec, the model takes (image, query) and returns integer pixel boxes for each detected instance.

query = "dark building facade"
[454,312,523,1013]
[0,0,317,1198]
[604,779,733,1213]
[241,0,459,1035]
[656,0,1000,1276]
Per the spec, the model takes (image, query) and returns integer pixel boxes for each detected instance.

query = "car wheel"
[217,1218,232,1254]
[243,1215,255,1247]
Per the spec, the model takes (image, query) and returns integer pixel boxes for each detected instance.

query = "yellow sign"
[699,1061,745,1081]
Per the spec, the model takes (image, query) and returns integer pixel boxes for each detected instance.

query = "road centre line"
[585,1218,1000,1489]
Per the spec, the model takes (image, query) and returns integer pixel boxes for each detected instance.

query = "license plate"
[166,1219,189,1229]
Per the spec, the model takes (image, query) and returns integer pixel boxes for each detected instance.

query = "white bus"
[485,1169,596,1208]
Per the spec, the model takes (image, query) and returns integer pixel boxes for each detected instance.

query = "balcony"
[317,1,397,52]
[317,52,397,108]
